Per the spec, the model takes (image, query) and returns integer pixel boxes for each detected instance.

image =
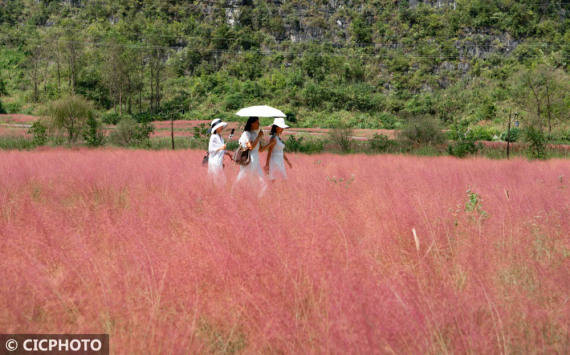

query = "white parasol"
[235,105,286,118]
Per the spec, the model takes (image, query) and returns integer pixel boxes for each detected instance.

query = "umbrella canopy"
[236,105,286,118]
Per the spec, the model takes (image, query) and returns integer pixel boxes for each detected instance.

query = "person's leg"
[231,169,245,195]
[257,174,267,198]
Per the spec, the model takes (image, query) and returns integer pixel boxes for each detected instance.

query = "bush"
[226,141,239,151]
[286,112,296,123]
[398,117,445,145]
[223,93,244,111]
[82,115,105,147]
[285,135,324,154]
[550,130,570,144]
[101,112,123,125]
[447,124,481,158]
[500,127,520,142]
[47,95,94,143]
[0,77,7,96]
[27,121,48,146]
[328,122,353,153]
[0,136,35,150]
[378,112,398,129]
[109,117,154,147]
[525,126,547,160]
[0,100,6,114]
[368,134,392,153]
[470,126,500,141]
[447,140,481,158]
[4,101,22,114]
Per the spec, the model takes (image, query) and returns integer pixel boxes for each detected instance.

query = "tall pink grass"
[0,149,568,353]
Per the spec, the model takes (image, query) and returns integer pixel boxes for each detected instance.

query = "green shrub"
[47,95,94,143]
[109,117,154,147]
[298,137,324,153]
[500,127,521,142]
[82,115,105,147]
[525,126,547,160]
[223,93,244,111]
[470,126,500,141]
[193,123,208,139]
[0,77,7,96]
[27,121,48,146]
[0,136,35,150]
[447,140,481,158]
[285,135,303,152]
[368,134,392,153]
[286,112,297,123]
[4,101,22,114]
[549,130,570,144]
[328,122,353,153]
[447,124,481,158]
[0,99,6,114]
[226,141,239,151]
[285,135,324,154]
[378,112,398,129]
[398,117,445,145]
[101,112,123,125]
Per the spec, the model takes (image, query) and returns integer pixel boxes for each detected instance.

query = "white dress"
[269,135,287,180]
[208,134,226,185]
[234,131,267,196]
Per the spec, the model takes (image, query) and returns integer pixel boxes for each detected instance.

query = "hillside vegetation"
[0,1,568,139]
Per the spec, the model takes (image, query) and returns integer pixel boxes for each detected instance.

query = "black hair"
[244,116,259,132]
[270,124,278,136]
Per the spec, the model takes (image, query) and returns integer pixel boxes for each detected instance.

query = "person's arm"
[259,131,270,152]
[264,137,277,173]
[284,153,292,169]
[246,130,264,150]
[209,135,225,154]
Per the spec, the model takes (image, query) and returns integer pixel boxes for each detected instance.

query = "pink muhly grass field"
[0,149,568,353]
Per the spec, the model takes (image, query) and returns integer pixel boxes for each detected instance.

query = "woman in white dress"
[264,117,292,181]
[234,117,268,197]
[208,120,230,186]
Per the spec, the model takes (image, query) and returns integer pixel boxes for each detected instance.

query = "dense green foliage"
[27,120,48,146]
[46,95,94,142]
[0,0,568,139]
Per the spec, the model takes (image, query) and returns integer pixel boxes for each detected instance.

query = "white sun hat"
[211,121,228,134]
[207,118,223,134]
[270,117,289,129]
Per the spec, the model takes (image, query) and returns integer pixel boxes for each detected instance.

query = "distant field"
[0,114,395,140]
[0,149,568,353]
[1,114,568,156]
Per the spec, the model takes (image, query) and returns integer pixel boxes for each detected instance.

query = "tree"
[144,22,172,114]
[301,49,330,82]
[24,37,45,102]
[82,115,105,147]
[47,95,94,143]
[103,40,129,115]
[45,27,65,94]
[511,64,569,137]
[61,20,83,95]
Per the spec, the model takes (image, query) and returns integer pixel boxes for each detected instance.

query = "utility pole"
[507,110,512,160]
[170,112,175,150]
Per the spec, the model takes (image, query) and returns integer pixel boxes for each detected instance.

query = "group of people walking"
[207,116,293,195]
